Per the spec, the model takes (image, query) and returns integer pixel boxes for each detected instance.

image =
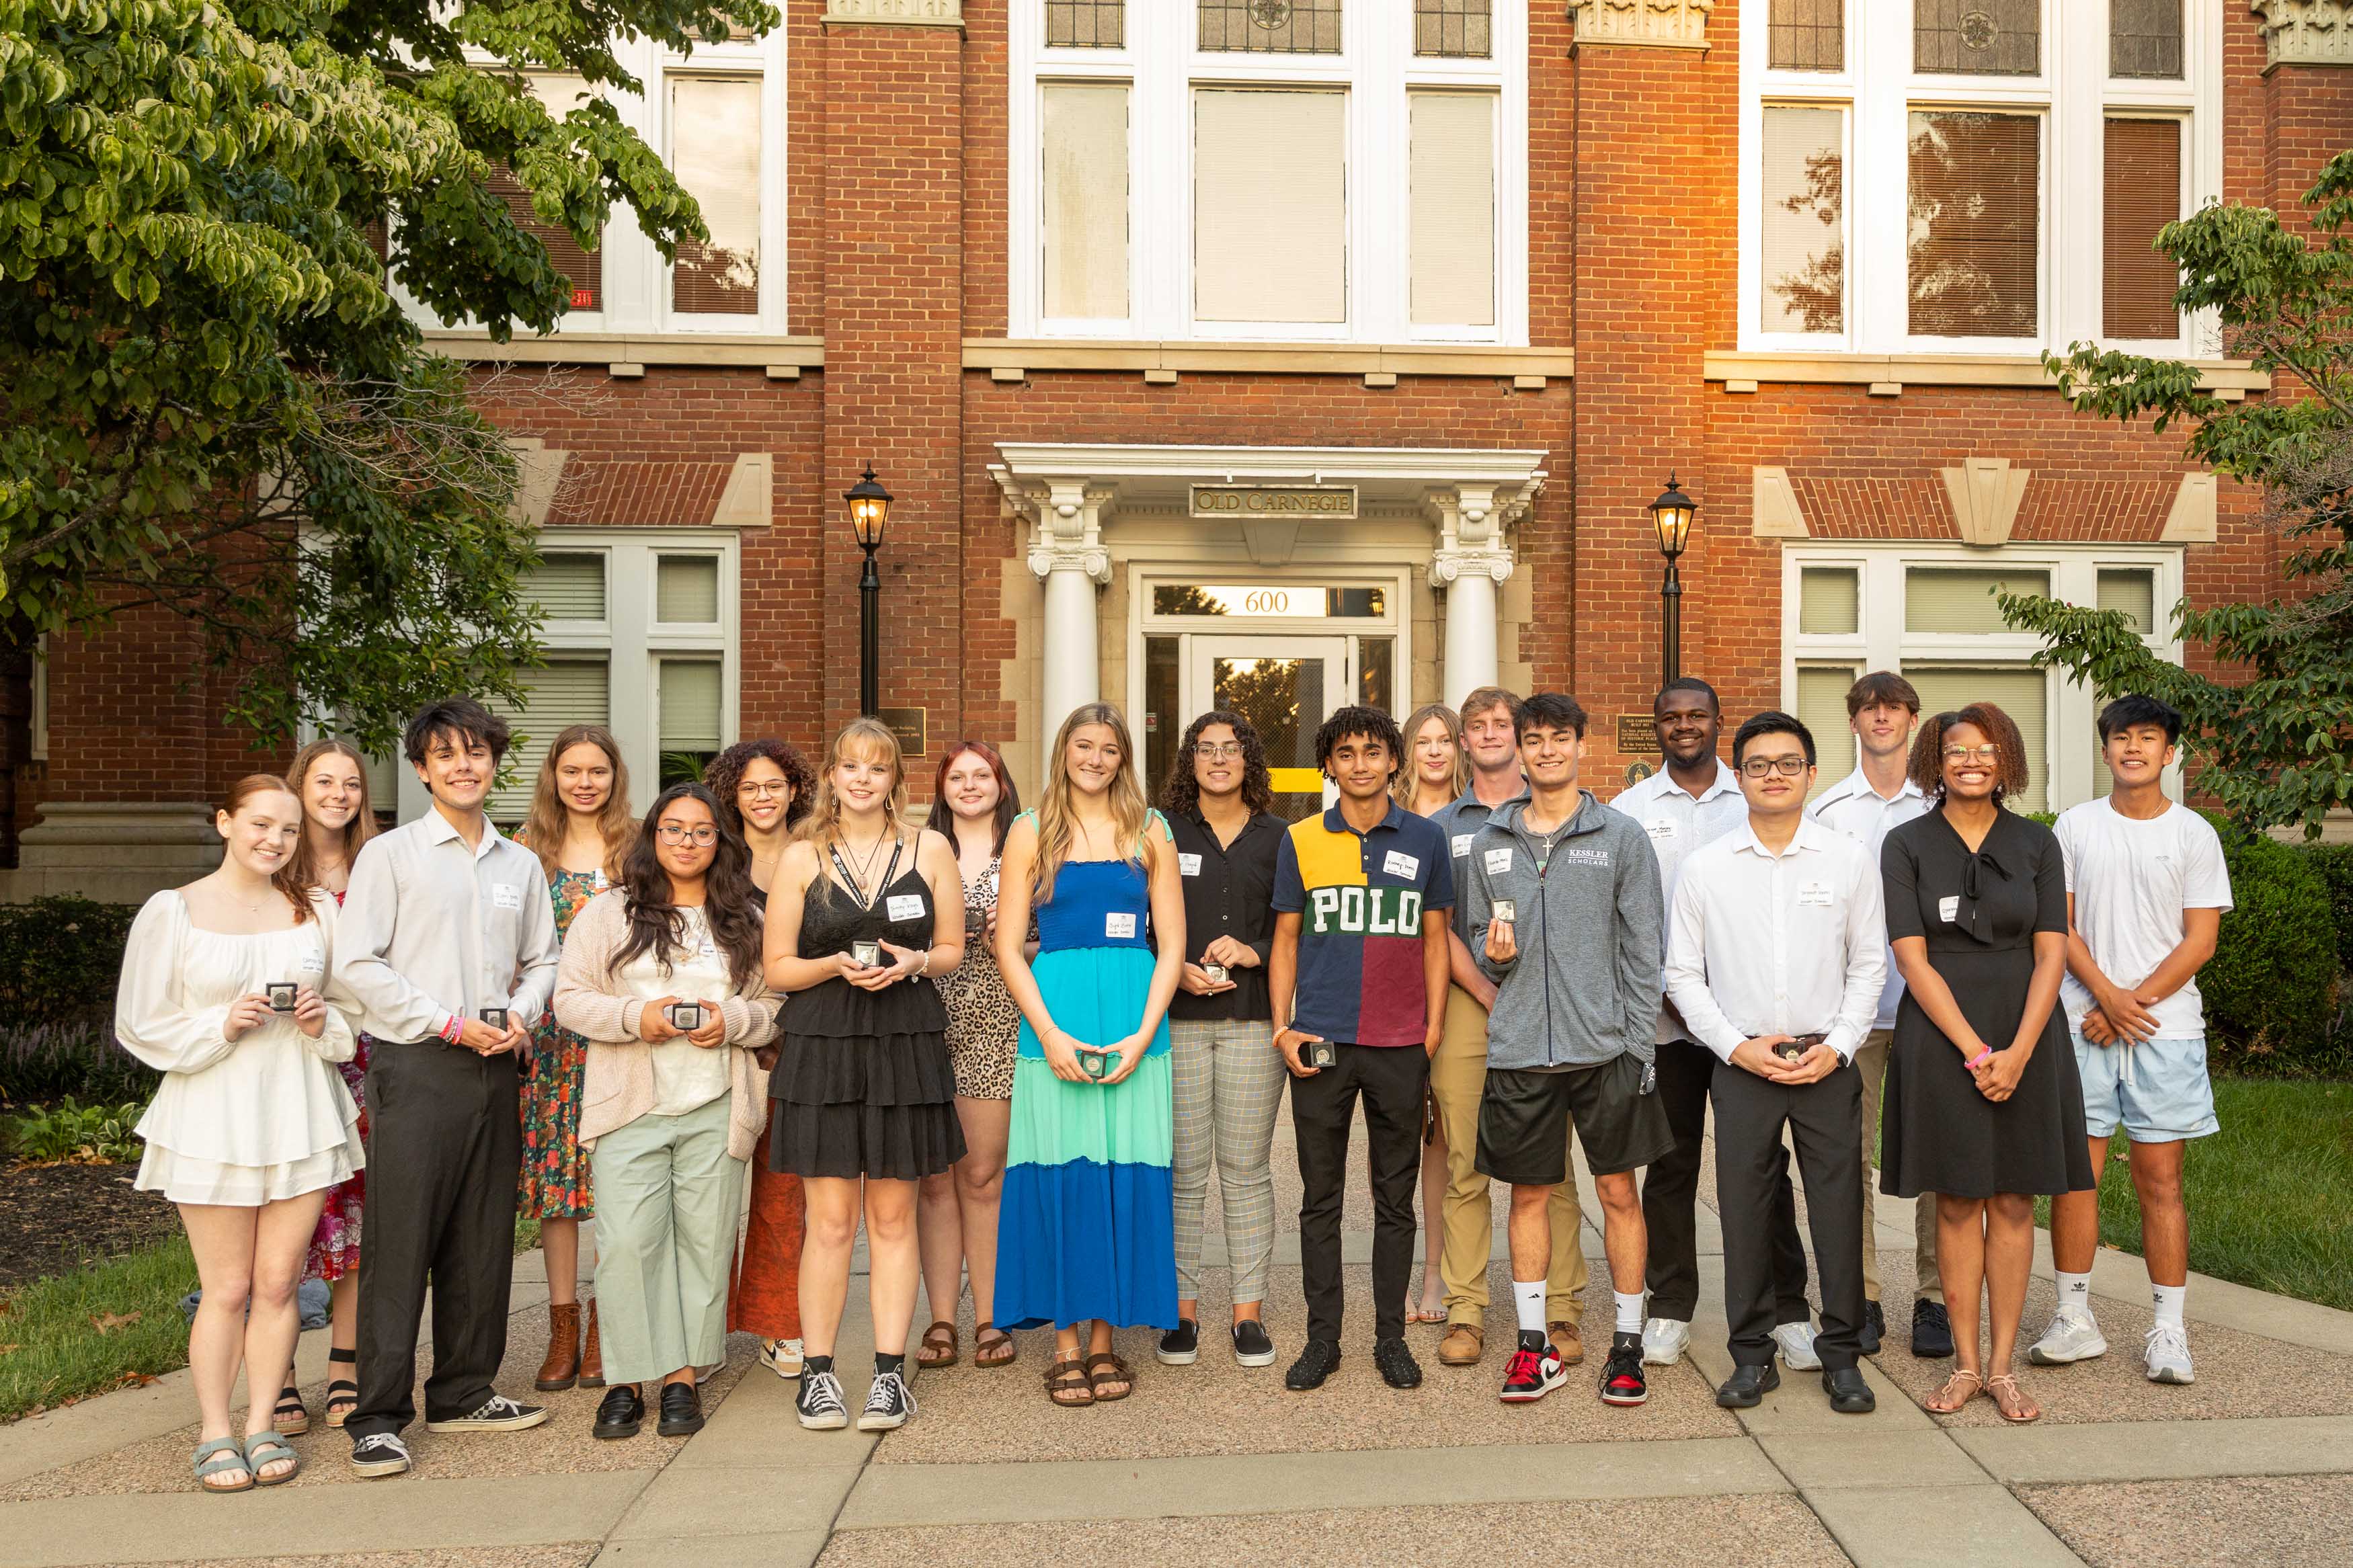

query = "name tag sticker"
[1383,850,1421,879]
[1645,816,1678,841]
[1484,846,1514,876]
[1105,911,1138,940]
[699,938,719,961]
[296,947,325,975]
[1178,852,1203,878]
[1939,895,1960,923]
[491,883,522,911]
[1798,880,1834,908]
[886,893,927,923]
[1451,833,1474,860]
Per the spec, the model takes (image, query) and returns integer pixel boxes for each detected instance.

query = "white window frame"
[1009,0,1527,345]
[1124,563,1413,739]
[1738,0,2221,358]
[1780,540,2184,811]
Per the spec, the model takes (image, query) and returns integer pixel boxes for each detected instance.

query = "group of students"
[118,668,2230,1491]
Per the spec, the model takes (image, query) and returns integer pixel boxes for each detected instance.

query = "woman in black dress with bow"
[1880,702,2092,1424]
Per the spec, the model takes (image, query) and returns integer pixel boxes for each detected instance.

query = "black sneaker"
[1599,1331,1648,1406]
[347,1432,411,1477]
[1911,1299,1956,1360]
[1373,1336,1422,1389]
[855,1370,916,1432]
[657,1380,705,1438]
[1499,1344,1566,1403]
[1284,1337,1343,1391]
[1860,1301,1886,1356]
[1156,1317,1201,1366]
[1232,1318,1277,1368]
[797,1368,850,1430]
[593,1384,645,1439]
[425,1394,549,1433]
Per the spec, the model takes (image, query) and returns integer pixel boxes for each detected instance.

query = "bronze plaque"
[1615,714,1661,755]
[878,706,928,757]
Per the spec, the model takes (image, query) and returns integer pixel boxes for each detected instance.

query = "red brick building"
[13,0,2352,899]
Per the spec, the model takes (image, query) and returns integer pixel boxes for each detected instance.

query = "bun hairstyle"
[286,737,378,896]
[220,774,315,923]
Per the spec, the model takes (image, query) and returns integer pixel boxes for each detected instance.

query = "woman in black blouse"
[1880,703,2092,1423]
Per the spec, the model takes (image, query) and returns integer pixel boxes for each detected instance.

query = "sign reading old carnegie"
[1189,485,1359,520]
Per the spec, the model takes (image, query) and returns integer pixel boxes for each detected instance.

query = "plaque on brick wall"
[879,707,928,757]
[1615,715,1661,755]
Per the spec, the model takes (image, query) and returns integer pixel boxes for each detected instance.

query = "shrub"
[4,1096,147,1165]
[2202,814,2342,1073]
[0,1024,156,1106]
[0,897,137,1028]
[2300,842,2353,981]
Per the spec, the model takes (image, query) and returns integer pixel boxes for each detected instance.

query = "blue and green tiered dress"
[996,814,1179,1331]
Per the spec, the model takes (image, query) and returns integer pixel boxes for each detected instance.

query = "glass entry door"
[1187,636,1348,820]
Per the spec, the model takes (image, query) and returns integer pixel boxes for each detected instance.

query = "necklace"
[837,829,891,897]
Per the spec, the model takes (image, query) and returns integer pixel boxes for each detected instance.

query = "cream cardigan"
[553,889,780,1159]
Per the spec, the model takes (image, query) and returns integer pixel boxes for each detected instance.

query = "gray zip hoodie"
[1462,790,1664,1070]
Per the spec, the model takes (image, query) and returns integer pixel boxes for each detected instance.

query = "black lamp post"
[844,463,893,716]
[1648,473,1697,688]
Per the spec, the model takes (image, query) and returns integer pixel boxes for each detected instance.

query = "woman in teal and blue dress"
[994,702,1187,1407]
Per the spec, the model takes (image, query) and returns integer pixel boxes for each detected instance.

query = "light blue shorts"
[2071,1031,2219,1144]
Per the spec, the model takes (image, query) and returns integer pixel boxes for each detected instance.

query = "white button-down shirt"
[1807,766,1929,1030]
[1664,815,1887,1064]
[334,809,561,1043]
[1616,759,1749,1042]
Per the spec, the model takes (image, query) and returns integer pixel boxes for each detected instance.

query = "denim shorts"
[2071,1031,2219,1144]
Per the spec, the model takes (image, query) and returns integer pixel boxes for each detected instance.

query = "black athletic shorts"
[1476,1052,1676,1184]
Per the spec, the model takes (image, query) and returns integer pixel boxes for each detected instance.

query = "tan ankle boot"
[578,1300,604,1389]
[535,1302,582,1391]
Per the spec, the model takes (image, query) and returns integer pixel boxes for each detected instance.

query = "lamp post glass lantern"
[844,464,892,715]
[1648,474,1696,688]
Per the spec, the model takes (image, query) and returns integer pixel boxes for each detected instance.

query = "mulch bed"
[0,1162,180,1290]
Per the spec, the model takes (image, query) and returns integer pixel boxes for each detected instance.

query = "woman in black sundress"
[1880,702,2092,1425]
[764,718,965,1434]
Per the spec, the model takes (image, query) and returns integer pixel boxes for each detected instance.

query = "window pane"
[1144,634,1179,797]
[1410,92,1495,329]
[1905,567,2050,633]
[1903,665,2048,810]
[656,554,721,624]
[1908,110,2039,339]
[526,552,607,620]
[1199,0,1340,54]
[1769,0,1843,71]
[1046,0,1123,46]
[1799,566,1860,635]
[2097,567,2156,634]
[1357,636,1394,712]
[2104,118,2183,339]
[1795,665,1861,801]
[1914,0,2039,75]
[1195,90,1346,323]
[1763,106,1845,334]
[659,659,724,752]
[491,75,602,311]
[670,77,761,315]
[2111,0,2184,78]
[1416,0,1491,57]
[487,659,612,821]
[1043,82,1130,320]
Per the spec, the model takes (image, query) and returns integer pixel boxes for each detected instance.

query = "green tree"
[1999,147,2353,838]
[0,0,772,852]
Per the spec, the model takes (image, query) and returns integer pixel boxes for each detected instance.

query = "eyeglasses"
[1942,745,2001,765]
[657,824,719,846]
[738,781,793,800]
[1739,755,1810,778]
[1195,743,1244,760]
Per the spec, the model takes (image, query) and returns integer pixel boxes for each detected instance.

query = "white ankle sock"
[1614,1292,1644,1335]
[1513,1279,1546,1335]
[2151,1282,2187,1331]
[2055,1270,2095,1322]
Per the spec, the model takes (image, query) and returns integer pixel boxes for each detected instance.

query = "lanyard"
[829,836,904,911]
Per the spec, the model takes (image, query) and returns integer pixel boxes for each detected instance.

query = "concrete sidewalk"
[5,1110,2351,1567]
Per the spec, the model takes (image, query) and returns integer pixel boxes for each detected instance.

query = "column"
[1026,481,1113,766]
[1428,485,1513,710]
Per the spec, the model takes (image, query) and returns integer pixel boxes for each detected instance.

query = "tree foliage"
[2001,147,2353,839]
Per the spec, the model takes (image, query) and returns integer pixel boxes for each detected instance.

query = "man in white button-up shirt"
[1667,712,1885,1416]
[1806,670,1943,1358]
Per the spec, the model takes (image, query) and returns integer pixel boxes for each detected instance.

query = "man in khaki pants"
[1428,688,1590,1368]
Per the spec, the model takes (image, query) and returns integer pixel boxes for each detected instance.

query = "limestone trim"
[822,0,962,26]
[1569,0,1712,51]
[1706,352,2268,394]
[711,454,774,530]
[424,331,826,370]
[1751,466,1808,538]
[1942,458,2034,549]
[2251,0,2353,69]
[964,340,1574,379]
[1425,485,1535,589]
[2161,472,2221,543]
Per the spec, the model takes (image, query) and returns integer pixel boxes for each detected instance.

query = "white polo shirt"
[1807,767,1930,1032]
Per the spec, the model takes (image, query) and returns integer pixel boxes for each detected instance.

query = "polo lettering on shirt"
[1306,884,1426,936]
[1274,803,1455,1049]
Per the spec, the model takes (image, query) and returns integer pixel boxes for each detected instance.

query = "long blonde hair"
[1395,702,1468,815]
[1033,702,1153,903]
[286,738,378,894]
[518,724,637,881]
[797,717,912,902]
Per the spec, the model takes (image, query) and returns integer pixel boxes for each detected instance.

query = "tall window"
[669,77,762,315]
[490,75,604,313]
[2104,116,2184,339]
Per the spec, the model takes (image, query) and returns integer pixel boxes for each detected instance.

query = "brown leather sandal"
[1084,1352,1132,1402]
[973,1323,1016,1368]
[1045,1352,1093,1406]
[916,1320,959,1369]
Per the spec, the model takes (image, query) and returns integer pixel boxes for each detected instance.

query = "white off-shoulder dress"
[116,889,366,1206]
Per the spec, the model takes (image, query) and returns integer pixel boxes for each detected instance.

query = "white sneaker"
[1773,1321,1822,1372]
[760,1337,805,1378]
[1640,1317,1691,1367]
[2028,1311,2110,1366]
[2142,1324,2195,1385]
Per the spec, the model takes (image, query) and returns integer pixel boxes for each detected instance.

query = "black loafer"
[1859,1301,1885,1356]
[592,1383,643,1440]
[1714,1361,1780,1409]
[1373,1336,1423,1389]
[1156,1317,1200,1366]
[1911,1299,1956,1360]
[1284,1337,1343,1391]
[1232,1318,1277,1368]
[657,1380,705,1438]
[1823,1366,1876,1413]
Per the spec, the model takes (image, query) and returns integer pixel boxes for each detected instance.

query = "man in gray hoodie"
[1462,692,1675,1408]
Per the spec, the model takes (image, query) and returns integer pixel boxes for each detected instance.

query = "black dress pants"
[1713,1059,1867,1372]
[348,1041,524,1438]
[1291,1042,1429,1345]
[1641,1035,1809,1324]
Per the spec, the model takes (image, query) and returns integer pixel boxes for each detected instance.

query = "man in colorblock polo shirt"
[1271,705,1454,1395]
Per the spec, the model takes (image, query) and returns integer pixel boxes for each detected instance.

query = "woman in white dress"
[116,775,365,1493]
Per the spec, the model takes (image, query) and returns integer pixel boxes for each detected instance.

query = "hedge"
[2301,843,2353,981]
[0,897,136,1028]
[2200,817,2343,1075]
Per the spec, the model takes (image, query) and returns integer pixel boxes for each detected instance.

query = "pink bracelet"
[1964,1048,1993,1069]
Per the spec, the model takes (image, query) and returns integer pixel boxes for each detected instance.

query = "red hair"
[221,774,315,923]
[923,739,1022,856]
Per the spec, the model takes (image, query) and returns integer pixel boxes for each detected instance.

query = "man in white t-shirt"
[2029,695,2232,1386]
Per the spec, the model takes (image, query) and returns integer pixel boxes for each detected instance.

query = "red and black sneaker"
[1499,1344,1566,1403]
[1599,1331,1649,1407]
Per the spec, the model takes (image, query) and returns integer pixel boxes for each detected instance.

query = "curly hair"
[1909,703,2031,802]
[1314,704,1404,778]
[1161,710,1275,818]
[704,737,816,837]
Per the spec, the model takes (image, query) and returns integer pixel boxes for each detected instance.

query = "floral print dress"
[306,888,368,1282]
[518,866,603,1219]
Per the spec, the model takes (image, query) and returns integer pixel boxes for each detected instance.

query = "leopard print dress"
[938,856,1019,1100]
